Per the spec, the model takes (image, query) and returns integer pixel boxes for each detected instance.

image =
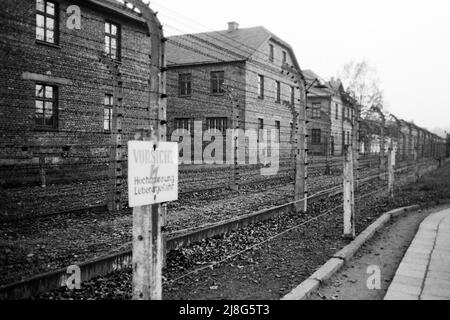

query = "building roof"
[302,69,321,82]
[302,69,332,98]
[166,26,301,72]
[86,0,146,23]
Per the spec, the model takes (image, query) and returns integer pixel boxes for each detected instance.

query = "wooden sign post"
[343,145,355,239]
[119,0,167,300]
[129,138,178,300]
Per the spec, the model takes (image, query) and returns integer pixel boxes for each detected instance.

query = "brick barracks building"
[302,69,356,157]
[0,0,155,219]
[165,22,306,178]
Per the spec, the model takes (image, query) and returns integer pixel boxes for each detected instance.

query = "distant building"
[302,70,356,157]
[165,23,305,169]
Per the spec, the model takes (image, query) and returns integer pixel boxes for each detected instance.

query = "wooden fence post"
[343,145,355,239]
[131,131,164,301]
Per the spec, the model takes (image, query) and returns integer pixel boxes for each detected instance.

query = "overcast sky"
[150,0,450,136]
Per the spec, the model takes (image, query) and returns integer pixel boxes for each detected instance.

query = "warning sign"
[128,141,178,207]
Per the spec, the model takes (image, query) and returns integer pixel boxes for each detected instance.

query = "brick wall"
[166,62,246,165]
[0,0,153,219]
[245,41,300,179]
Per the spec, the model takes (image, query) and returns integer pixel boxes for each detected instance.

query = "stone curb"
[281,204,420,300]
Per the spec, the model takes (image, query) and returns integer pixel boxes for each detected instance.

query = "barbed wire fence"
[0,0,449,296]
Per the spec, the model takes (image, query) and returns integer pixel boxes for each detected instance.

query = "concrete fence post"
[343,145,355,239]
[281,63,307,213]
[388,147,395,198]
[414,146,419,182]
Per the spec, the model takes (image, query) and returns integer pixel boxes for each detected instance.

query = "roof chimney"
[227,21,239,32]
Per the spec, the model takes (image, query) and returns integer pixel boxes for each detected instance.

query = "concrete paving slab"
[390,274,423,288]
[385,208,450,300]
[420,294,449,300]
[421,286,450,299]
[387,282,421,296]
[384,289,418,300]
[427,270,450,282]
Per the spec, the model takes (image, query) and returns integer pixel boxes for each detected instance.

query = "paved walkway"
[384,209,450,300]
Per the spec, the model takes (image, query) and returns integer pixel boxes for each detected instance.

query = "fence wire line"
[167,203,343,284]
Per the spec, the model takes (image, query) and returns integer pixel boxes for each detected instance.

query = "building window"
[210,71,224,94]
[174,118,191,131]
[258,118,264,142]
[275,120,280,143]
[179,73,191,96]
[335,103,339,119]
[275,81,281,103]
[206,117,227,133]
[258,75,264,99]
[258,118,264,130]
[36,0,58,44]
[35,84,57,128]
[269,44,274,62]
[312,103,321,118]
[103,94,113,132]
[282,51,287,64]
[311,129,321,145]
[105,21,120,60]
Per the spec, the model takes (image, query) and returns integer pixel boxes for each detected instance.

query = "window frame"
[275,81,281,103]
[103,94,113,133]
[258,118,264,142]
[275,120,281,143]
[105,21,121,60]
[206,117,228,134]
[35,83,58,129]
[178,73,192,97]
[269,44,274,62]
[257,75,264,99]
[311,103,321,119]
[174,118,191,132]
[311,129,322,145]
[210,71,225,95]
[36,0,59,45]
[282,51,287,64]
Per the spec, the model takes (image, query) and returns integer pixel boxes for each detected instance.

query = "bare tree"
[337,60,384,114]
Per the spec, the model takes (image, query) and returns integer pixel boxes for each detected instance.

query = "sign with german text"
[128,141,178,207]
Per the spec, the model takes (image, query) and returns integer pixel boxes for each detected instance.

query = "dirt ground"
[308,203,450,300]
